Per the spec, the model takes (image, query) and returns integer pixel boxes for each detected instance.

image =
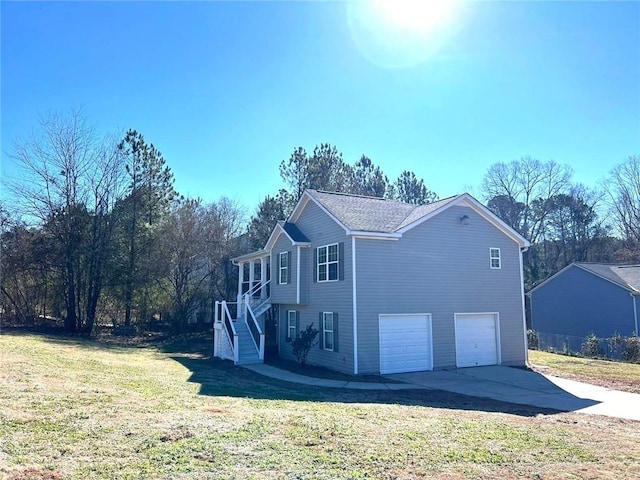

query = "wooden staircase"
[235,315,262,365]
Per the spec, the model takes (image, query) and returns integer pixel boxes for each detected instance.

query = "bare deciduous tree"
[482,156,573,243]
[604,155,640,247]
[7,109,124,333]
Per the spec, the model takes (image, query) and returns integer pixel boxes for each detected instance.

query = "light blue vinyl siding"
[530,265,637,338]
[270,234,297,305]
[355,205,526,373]
[277,200,354,374]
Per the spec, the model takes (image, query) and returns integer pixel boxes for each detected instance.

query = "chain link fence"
[528,330,640,363]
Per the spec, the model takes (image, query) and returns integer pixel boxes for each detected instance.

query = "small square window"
[490,248,501,269]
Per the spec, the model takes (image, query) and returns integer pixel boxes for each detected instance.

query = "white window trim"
[287,310,297,339]
[322,312,334,351]
[279,252,288,285]
[490,247,501,269]
[317,243,339,283]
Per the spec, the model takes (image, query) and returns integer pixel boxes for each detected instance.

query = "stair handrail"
[221,300,239,364]
[244,295,265,360]
[248,279,271,311]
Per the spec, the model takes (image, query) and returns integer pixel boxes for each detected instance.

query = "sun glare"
[374,0,459,33]
[347,0,465,69]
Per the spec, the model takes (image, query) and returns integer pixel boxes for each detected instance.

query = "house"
[529,263,640,341]
[213,190,531,375]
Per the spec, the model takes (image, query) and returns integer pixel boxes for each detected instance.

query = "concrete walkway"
[244,364,640,421]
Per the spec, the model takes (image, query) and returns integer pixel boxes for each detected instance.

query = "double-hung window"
[287,310,297,339]
[317,243,339,282]
[279,252,289,284]
[322,312,334,351]
[490,248,501,269]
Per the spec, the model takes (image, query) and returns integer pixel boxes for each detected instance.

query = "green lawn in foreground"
[529,349,640,394]
[0,332,638,480]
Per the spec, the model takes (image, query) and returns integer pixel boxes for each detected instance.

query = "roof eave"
[231,249,269,264]
[349,230,402,239]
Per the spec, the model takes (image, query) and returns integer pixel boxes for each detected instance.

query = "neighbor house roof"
[529,263,640,294]
[576,263,640,293]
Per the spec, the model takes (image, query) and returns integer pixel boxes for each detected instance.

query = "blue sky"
[2,1,639,212]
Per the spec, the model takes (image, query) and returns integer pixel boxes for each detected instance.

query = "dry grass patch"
[529,349,640,393]
[0,332,638,479]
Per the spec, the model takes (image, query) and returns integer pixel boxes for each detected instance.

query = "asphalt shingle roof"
[306,190,459,233]
[576,263,640,293]
[280,221,310,243]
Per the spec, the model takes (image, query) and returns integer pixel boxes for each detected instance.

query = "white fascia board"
[231,249,269,264]
[457,195,531,248]
[396,193,531,248]
[350,232,401,240]
[289,191,350,234]
[263,224,284,252]
[395,197,458,235]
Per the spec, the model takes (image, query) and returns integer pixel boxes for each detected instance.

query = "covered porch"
[213,250,274,365]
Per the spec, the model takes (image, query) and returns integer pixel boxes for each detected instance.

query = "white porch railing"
[240,279,271,313]
[214,279,269,364]
[214,300,238,364]
[245,301,265,361]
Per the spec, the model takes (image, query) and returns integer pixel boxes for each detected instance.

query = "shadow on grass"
[172,355,568,418]
[1,328,215,355]
[5,330,594,418]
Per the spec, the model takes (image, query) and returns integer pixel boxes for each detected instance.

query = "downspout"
[519,246,529,364]
[352,236,358,375]
[632,292,639,336]
[236,261,243,305]
[296,246,301,304]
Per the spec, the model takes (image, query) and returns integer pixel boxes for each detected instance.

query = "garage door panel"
[455,314,499,368]
[379,315,432,374]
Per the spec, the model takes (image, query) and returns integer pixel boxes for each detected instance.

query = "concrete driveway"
[385,366,640,421]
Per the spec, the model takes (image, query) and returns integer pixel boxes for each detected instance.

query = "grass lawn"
[1,333,639,480]
[528,350,640,394]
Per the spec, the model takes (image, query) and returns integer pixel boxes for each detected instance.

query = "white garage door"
[455,313,499,368]
[379,314,432,374]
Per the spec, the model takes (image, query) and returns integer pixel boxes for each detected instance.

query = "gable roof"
[263,221,310,251]
[529,263,640,295]
[576,263,640,293]
[291,189,530,247]
[304,190,458,233]
[232,221,311,264]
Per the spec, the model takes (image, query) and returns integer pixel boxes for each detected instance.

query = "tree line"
[1,110,639,333]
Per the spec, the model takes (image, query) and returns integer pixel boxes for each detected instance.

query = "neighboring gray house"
[213,190,531,375]
[529,263,640,340]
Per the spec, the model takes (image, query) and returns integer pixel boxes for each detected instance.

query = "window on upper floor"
[317,243,339,282]
[490,248,501,269]
[279,251,289,284]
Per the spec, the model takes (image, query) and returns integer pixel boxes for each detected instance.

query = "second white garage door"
[379,314,433,374]
[455,313,499,368]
